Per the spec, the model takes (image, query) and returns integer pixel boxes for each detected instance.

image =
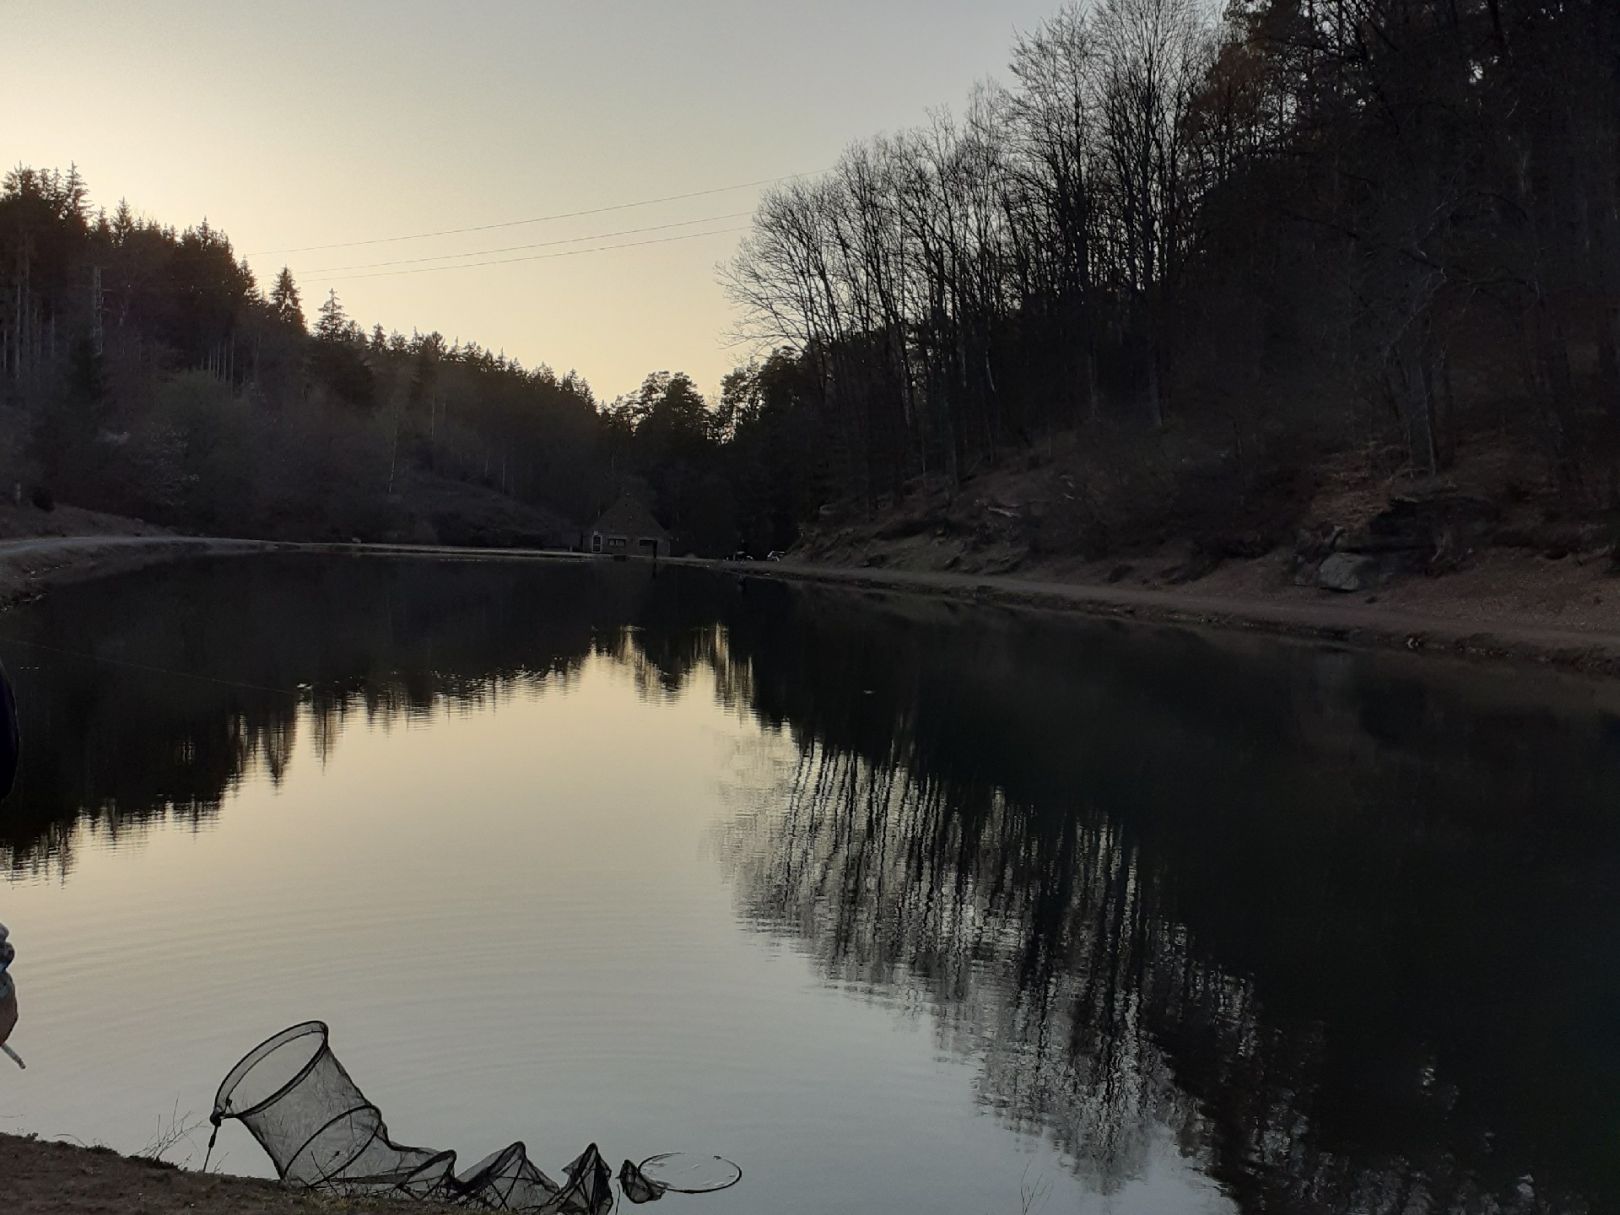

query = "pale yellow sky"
[3,0,1062,402]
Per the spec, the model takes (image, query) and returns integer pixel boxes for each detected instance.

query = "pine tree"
[269,267,305,332]
[238,258,260,301]
[61,163,89,224]
[111,198,136,244]
[314,289,349,342]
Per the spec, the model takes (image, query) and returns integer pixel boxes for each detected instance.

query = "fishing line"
[0,635,304,699]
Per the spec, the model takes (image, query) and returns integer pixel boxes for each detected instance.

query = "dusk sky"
[4,0,1063,403]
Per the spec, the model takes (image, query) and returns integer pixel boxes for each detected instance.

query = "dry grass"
[1,1132,463,1215]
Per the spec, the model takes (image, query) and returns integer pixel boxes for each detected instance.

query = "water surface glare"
[2,555,1617,1215]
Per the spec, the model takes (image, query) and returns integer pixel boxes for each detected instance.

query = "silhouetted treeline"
[7,0,1618,555]
[0,164,799,553]
[723,0,1620,549]
[0,168,603,543]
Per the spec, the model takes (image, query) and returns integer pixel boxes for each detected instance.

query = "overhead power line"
[249,171,820,257]
[308,212,754,274]
[322,226,750,282]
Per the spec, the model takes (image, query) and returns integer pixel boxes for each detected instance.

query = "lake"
[1,555,1618,1214]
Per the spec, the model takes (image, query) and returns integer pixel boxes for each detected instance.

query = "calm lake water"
[2,556,1619,1214]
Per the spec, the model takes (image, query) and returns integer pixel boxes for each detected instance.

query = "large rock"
[1316,552,1381,592]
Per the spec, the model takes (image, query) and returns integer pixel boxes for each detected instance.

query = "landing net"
[209,1021,738,1213]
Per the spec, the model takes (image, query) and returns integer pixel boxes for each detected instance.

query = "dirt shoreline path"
[4,533,1619,676]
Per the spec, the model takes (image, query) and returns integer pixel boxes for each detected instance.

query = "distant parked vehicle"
[766,551,785,562]
[730,551,754,561]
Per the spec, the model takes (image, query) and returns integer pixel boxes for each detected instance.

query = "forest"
[723,0,1620,561]
[0,164,607,545]
[3,0,1618,561]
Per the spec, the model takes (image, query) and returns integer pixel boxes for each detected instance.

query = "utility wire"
[323,226,750,282]
[249,171,819,256]
[307,212,753,274]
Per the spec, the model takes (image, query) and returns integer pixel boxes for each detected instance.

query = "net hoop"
[213,1020,330,1120]
[635,1152,743,1194]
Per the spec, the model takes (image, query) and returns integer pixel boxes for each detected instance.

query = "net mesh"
[557,1145,616,1213]
[456,1143,559,1211]
[211,1022,731,1213]
[212,1022,456,1198]
[617,1159,667,1205]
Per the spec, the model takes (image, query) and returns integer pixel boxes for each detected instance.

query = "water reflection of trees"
[7,560,1620,1213]
[709,586,1620,1215]
[0,556,676,874]
[724,745,1212,1197]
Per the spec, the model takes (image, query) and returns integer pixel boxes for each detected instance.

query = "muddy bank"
[0,1132,458,1215]
[725,554,1620,677]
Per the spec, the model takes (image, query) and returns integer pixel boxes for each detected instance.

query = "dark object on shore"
[0,658,17,802]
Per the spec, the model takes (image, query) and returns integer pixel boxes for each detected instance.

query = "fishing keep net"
[209,1022,740,1213]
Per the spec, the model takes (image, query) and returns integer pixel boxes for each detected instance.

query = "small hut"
[585,496,670,558]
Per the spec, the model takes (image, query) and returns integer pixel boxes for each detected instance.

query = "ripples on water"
[1,555,1618,1214]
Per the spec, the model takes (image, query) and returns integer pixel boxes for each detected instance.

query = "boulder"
[1316,552,1382,593]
